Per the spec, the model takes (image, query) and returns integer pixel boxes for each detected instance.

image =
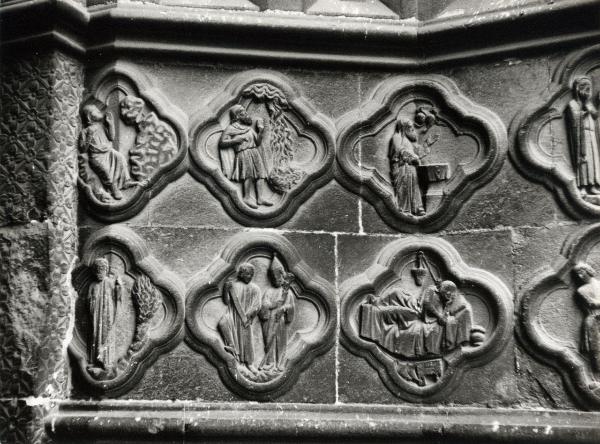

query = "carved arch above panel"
[512,43,600,219]
[336,75,507,232]
[189,70,336,227]
[519,223,600,409]
[185,232,336,400]
[69,225,185,397]
[78,62,188,221]
[340,237,513,401]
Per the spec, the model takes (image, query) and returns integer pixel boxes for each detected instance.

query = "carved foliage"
[336,75,507,232]
[512,43,600,218]
[185,232,336,399]
[79,62,188,221]
[190,70,336,226]
[341,237,513,401]
[519,223,600,409]
[69,225,184,396]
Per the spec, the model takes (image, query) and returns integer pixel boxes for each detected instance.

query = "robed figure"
[259,255,296,371]
[573,262,600,377]
[566,76,600,196]
[219,104,273,208]
[218,263,262,372]
[360,280,476,358]
[87,258,122,374]
[389,119,426,216]
[80,103,136,200]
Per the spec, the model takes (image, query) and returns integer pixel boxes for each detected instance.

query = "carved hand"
[105,111,114,125]
[256,118,265,131]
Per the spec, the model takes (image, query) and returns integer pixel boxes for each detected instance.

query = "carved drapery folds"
[336,75,507,232]
[513,43,600,218]
[78,62,188,221]
[69,225,184,396]
[341,237,513,401]
[190,70,336,226]
[185,232,336,400]
[519,223,600,409]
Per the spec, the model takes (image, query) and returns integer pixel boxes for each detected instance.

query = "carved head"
[573,77,593,102]
[573,262,596,283]
[439,280,457,303]
[237,262,255,284]
[82,103,104,125]
[120,96,145,124]
[229,104,252,126]
[269,254,286,287]
[398,118,418,142]
[92,257,109,281]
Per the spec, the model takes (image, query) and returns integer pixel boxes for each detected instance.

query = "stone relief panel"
[513,43,600,219]
[69,225,184,396]
[185,232,336,400]
[336,75,507,232]
[78,62,188,221]
[341,237,513,401]
[190,70,336,226]
[519,223,600,409]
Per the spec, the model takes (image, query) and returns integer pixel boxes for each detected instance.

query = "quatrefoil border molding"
[340,236,513,401]
[69,225,185,397]
[185,231,336,400]
[511,43,600,219]
[519,222,600,409]
[80,61,188,222]
[335,74,507,233]
[189,70,336,227]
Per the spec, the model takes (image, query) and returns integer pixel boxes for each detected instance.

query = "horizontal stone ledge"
[2,0,600,68]
[46,401,600,443]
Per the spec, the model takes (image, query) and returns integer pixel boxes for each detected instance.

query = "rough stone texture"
[0,51,82,442]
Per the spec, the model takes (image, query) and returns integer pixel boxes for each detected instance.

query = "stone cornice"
[1,0,600,67]
[46,401,600,443]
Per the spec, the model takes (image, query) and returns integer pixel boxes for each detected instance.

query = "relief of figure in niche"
[566,77,600,204]
[79,96,178,204]
[389,107,440,216]
[218,255,296,381]
[360,251,485,387]
[573,262,600,393]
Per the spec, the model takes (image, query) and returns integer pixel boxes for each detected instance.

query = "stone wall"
[2,1,600,443]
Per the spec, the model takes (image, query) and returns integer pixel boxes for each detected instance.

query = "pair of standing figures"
[218,255,295,374]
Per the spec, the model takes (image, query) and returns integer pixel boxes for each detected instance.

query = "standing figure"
[219,104,273,209]
[218,262,262,373]
[389,119,426,216]
[79,103,137,200]
[566,76,600,196]
[88,257,122,376]
[573,262,600,379]
[259,254,296,371]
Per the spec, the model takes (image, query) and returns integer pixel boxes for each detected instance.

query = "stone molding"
[340,236,513,401]
[336,75,507,233]
[69,225,185,397]
[185,231,336,400]
[46,401,600,443]
[2,0,599,68]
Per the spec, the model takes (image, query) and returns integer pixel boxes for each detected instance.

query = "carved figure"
[566,77,600,197]
[219,104,273,208]
[258,254,296,371]
[79,103,137,200]
[87,257,122,377]
[120,96,178,183]
[389,119,426,216]
[218,262,262,373]
[573,262,600,380]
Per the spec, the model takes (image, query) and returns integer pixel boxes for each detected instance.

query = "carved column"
[0,50,83,443]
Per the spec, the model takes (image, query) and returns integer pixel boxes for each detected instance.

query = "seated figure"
[360,280,480,359]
